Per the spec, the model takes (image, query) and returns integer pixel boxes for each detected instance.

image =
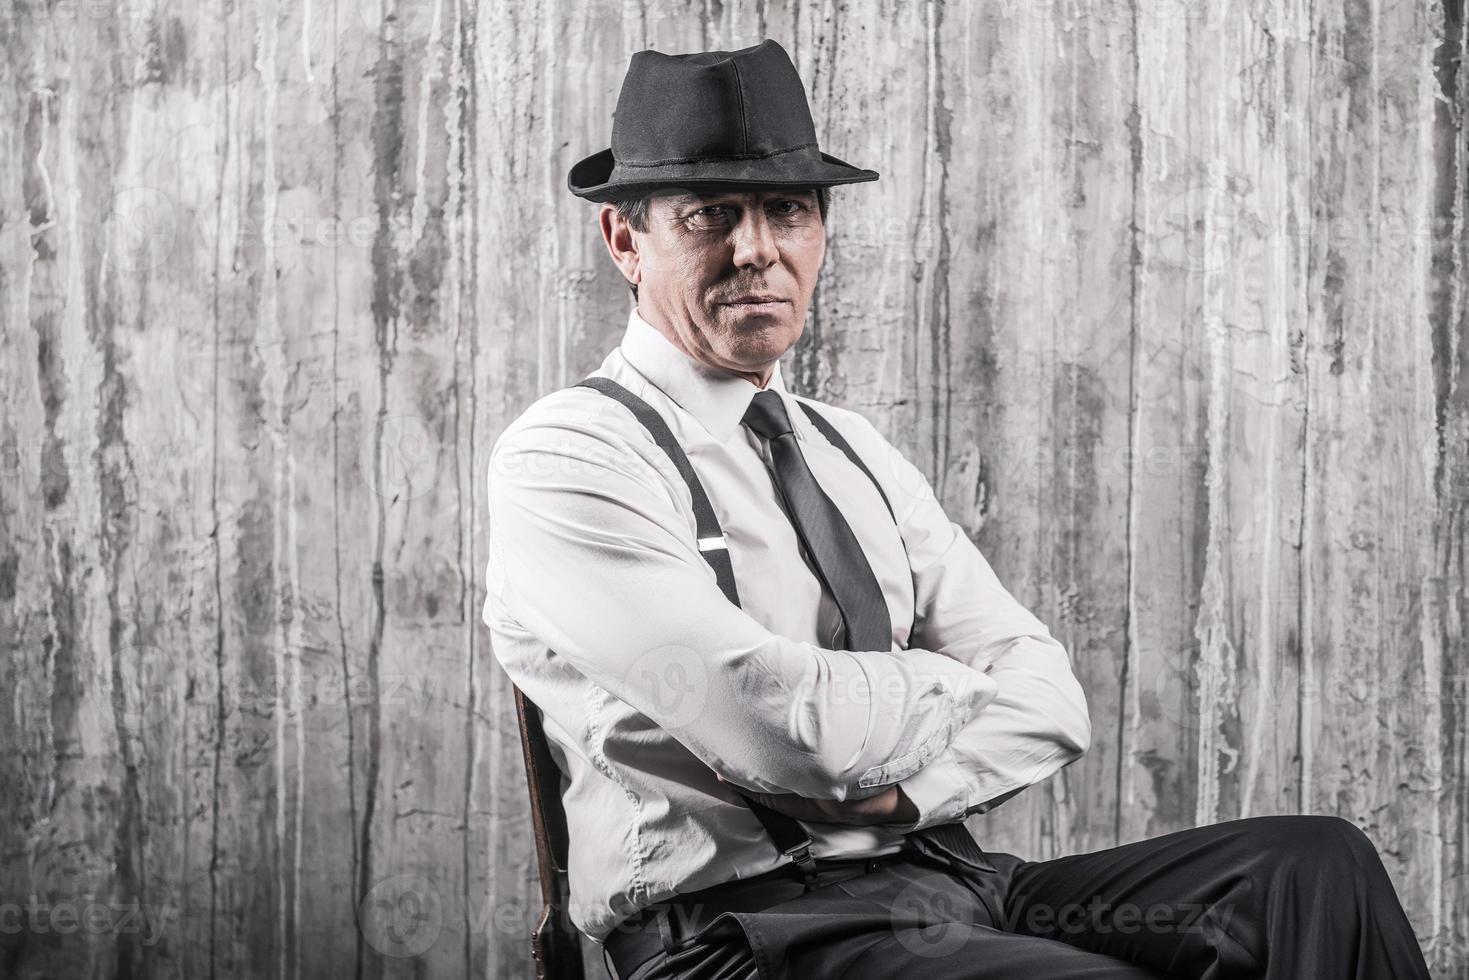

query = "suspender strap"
[794,399,917,642]
[794,400,895,522]
[576,377,742,607]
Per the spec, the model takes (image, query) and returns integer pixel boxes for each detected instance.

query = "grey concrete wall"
[1,2,1464,976]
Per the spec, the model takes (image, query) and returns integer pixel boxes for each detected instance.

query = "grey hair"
[613,187,831,300]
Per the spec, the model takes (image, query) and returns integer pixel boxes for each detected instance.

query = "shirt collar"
[618,305,801,445]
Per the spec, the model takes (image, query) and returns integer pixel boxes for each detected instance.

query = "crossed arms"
[486,406,1090,831]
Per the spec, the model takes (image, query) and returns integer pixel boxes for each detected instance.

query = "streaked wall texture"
[1,0,1464,977]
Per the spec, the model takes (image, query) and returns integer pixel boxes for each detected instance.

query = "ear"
[599,204,640,292]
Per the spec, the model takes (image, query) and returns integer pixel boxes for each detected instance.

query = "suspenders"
[576,377,745,604]
[574,375,910,882]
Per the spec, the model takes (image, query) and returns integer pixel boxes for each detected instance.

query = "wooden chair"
[512,684,587,980]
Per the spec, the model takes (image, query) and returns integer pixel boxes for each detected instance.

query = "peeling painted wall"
[1,1,1464,977]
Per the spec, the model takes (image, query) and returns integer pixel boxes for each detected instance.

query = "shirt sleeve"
[834,414,1092,832]
[486,410,1000,803]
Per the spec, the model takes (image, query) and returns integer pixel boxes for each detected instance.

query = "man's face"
[602,188,826,381]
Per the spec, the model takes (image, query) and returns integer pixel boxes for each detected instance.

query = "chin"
[733,326,798,364]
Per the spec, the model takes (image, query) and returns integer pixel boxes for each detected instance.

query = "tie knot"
[742,389,794,441]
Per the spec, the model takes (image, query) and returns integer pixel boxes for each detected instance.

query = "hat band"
[611,141,818,168]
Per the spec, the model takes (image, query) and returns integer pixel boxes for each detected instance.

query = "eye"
[685,204,734,228]
[770,199,804,214]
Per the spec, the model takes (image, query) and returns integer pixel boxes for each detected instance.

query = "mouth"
[718,295,788,314]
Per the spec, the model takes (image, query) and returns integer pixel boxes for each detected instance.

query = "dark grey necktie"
[742,389,892,652]
[743,389,996,873]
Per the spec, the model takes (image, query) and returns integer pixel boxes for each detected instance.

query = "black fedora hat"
[568,39,879,203]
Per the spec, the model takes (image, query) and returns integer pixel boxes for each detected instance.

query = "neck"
[638,303,776,389]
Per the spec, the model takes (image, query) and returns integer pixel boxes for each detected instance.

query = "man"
[484,38,1431,979]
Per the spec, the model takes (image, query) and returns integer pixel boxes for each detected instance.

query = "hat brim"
[567,146,879,203]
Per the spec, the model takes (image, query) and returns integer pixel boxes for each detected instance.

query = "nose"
[730,208,779,270]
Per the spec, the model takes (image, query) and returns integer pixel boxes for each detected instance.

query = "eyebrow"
[668,190,817,207]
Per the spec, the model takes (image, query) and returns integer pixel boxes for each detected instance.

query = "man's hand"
[715,774,920,827]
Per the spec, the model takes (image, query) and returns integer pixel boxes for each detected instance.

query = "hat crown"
[565,37,878,202]
[611,39,818,165]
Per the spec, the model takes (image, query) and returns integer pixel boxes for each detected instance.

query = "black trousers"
[604,814,1431,979]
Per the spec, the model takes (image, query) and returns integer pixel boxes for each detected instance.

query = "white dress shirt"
[483,306,1091,944]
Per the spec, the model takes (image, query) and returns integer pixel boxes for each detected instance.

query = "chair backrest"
[512,684,587,980]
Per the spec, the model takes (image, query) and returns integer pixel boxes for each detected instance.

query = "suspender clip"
[784,839,819,889]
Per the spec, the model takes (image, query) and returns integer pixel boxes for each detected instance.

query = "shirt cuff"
[886,747,971,832]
